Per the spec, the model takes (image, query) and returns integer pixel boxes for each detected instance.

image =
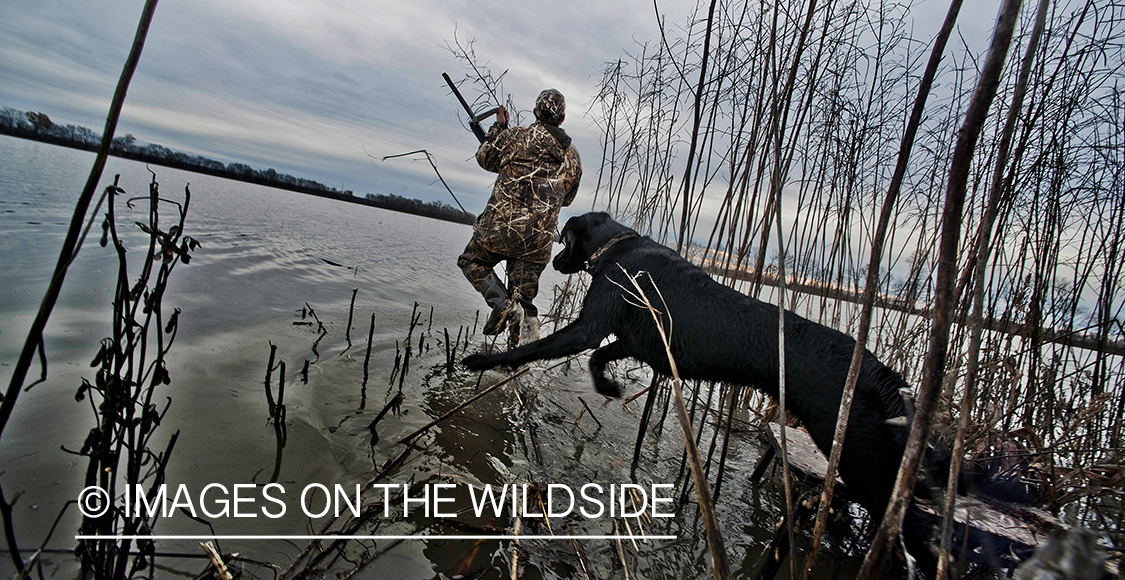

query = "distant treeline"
[0,107,475,226]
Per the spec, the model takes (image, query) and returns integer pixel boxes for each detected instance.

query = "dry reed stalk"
[264,342,278,416]
[509,517,520,580]
[936,0,1051,576]
[616,265,730,580]
[0,0,161,448]
[858,0,1024,575]
[346,288,358,344]
[201,542,234,580]
[361,313,375,405]
[802,0,965,576]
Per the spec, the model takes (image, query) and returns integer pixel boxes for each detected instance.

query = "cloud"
[4,0,995,215]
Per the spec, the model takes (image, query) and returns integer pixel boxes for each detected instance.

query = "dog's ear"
[564,215,592,245]
[565,226,578,249]
[560,215,580,239]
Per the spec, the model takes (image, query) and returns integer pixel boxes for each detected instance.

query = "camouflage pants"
[457,235,549,318]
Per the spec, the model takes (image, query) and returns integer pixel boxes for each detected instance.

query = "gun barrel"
[443,72,487,143]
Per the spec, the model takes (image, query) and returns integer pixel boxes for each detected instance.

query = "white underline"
[75,534,677,541]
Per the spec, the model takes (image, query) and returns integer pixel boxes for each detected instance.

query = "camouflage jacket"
[472,120,581,264]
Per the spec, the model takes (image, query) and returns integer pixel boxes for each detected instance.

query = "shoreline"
[0,128,475,226]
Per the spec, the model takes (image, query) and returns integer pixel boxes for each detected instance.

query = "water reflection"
[0,136,881,579]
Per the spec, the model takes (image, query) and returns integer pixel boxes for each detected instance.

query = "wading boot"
[520,316,540,344]
[479,274,513,335]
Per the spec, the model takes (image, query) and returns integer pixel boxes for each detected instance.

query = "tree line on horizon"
[0,106,475,225]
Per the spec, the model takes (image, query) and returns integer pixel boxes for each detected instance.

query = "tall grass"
[590,0,1124,556]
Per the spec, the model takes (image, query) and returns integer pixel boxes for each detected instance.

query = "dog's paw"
[462,354,495,371]
[593,376,623,398]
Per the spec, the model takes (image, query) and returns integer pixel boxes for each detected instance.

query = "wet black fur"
[463,212,912,513]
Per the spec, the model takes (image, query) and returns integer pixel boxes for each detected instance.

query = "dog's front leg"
[588,340,628,397]
[462,320,606,371]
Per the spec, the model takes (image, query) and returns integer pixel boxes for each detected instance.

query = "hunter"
[457,88,582,341]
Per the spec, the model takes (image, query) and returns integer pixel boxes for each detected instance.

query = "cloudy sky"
[1,0,1002,215]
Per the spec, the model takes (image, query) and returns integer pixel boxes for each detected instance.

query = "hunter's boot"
[479,274,513,335]
[520,315,540,344]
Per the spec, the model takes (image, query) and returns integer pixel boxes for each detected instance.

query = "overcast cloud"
[0,0,1002,214]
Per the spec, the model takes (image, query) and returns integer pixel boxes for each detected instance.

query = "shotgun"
[443,72,500,143]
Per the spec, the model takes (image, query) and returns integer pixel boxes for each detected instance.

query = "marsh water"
[0,135,876,579]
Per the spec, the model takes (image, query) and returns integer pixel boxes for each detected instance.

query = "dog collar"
[586,232,639,271]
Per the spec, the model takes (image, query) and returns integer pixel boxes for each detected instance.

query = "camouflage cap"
[534,89,566,125]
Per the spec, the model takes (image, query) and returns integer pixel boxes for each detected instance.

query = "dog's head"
[553,212,635,274]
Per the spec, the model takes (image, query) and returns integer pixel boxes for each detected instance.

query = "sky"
[0,0,1003,218]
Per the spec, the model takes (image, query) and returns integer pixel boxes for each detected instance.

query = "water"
[0,135,867,579]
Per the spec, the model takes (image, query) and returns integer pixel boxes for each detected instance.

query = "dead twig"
[617,265,730,580]
[381,149,470,215]
[200,542,233,580]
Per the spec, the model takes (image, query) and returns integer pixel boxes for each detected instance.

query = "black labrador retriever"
[464,211,912,514]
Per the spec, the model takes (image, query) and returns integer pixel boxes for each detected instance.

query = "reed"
[588,0,1125,572]
[73,171,199,579]
[0,2,164,574]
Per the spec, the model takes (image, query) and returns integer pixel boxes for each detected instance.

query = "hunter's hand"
[496,106,509,126]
